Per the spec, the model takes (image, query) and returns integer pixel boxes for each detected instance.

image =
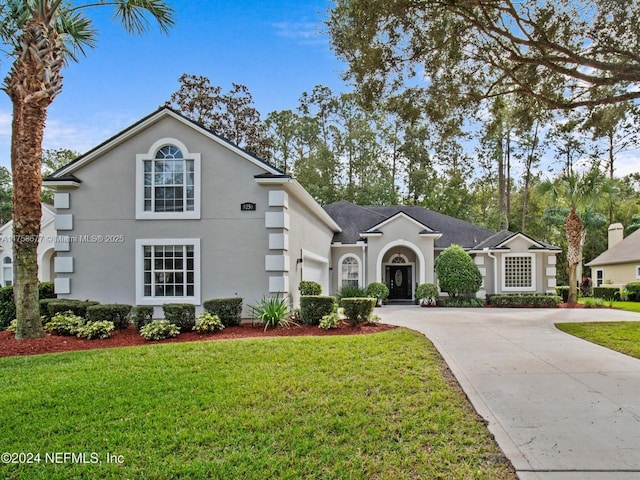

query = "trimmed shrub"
[0,286,15,330]
[340,297,376,327]
[193,312,225,334]
[131,306,154,331]
[76,321,115,340]
[45,311,85,336]
[593,287,620,301]
[435,245,482,298]
[203,298,242,327]
[625,282,640,302]
[6,319,17,332]
[140,320,180,341]
[162,303,196,332]
[440,297,485,308]
[39,298,57,322]
[319,312,340,330]
[336,285,367,300]
[487,294,561,308]
[86,304,132,330]
[366,283,389,304]
[38,282,56,299]
[299,295,336,325]
[416,283,439,306]
[299,281,322,296]
[47,300,99,319]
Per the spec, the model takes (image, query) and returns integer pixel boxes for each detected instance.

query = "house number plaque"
[241,202,257,211]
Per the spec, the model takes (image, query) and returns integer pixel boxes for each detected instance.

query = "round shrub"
[299,281,322,296]
[416,283,439,306]
[625,282,640,302]
[140,320,180,341]
[162,303,196,332]
[435,245,482,298]
[203,298,242,327]
[319,312,340,330]
[193,312,225,334]
[131,305,154,331]
[76,321,115,340]
[45,311,86,336]
[366,283,389,303]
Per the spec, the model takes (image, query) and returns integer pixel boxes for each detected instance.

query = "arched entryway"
[375,240,425,301]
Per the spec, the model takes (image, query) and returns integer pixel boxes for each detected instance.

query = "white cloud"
[272,21,326,46]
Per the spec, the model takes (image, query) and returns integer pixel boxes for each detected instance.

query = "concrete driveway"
[378,306,640,480]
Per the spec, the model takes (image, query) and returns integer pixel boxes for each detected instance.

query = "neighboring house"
[43,107,559,315]
[0,203,57,286]
[586,223,640,287]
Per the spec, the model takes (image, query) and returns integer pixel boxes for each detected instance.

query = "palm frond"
[55,9,97,63]
[112,0,174,35]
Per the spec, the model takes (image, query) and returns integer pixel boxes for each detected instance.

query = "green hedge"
[86,304,132,330]
[487,294,561,308]
[625,282,640,302]
[299,296,335,325]
[162,303,196,332]
[440,297,485,308]
[131,306,154,331]
[47,300,100,319]
[0,282,58,330]
[593,287,620,301]
[203,298,243,327]
[340,297,376,326]
[555,286,570,303]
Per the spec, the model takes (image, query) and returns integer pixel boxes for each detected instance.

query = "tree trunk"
[4,19,63,339]
[565,207,583,304]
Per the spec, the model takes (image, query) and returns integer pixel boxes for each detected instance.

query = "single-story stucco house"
[42,107,559,315]
[586,223,640,287]
[0,203,57,287]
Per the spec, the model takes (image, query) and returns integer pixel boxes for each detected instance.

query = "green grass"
[578,298,640,313]
[556,322,640,359]
[0,329,515,479]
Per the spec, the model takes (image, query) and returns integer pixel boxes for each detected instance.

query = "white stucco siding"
[53,115,275,315]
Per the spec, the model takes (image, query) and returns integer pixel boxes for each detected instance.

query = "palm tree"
[539,168,610,304]
[0,1,174,339]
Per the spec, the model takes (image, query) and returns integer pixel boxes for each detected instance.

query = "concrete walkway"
[378,306,640,480]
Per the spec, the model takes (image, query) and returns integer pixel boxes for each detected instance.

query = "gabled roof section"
[323,201,494,247]
[363,211,438,234]
[470,230,561,251]
[45,107,283,180]
[586,227,640,266]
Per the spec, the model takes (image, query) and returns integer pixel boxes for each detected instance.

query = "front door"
[388,265,411,300]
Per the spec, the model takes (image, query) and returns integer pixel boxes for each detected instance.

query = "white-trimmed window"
[595,269,605,286]
[339,254,361,288]
[503,254,535,291]
[136,139,201,220]
[135,239,201,305]
[2,256,12,287]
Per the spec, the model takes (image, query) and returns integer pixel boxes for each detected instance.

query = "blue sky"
[0,0,347,169]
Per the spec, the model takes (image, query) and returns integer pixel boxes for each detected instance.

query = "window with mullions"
[143,244,195,298]
[503,255,534,290]
[143,146,195,213]
[341,257,360,287]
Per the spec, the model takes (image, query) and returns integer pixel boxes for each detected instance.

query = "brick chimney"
[608,223,624,249]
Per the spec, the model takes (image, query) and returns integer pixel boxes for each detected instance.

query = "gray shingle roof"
[323,201,496,249]
[586,228,640,266]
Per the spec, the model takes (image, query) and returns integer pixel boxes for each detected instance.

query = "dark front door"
[388,266,411,299]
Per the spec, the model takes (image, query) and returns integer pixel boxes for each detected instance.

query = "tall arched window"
[2,256,13,287]
[340,255,361,288]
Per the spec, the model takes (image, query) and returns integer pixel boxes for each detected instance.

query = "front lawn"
[578,298,640,313]
[556,322,640,359]
[0,329,515,479]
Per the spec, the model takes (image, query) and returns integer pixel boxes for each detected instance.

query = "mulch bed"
[0,322,395,359]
